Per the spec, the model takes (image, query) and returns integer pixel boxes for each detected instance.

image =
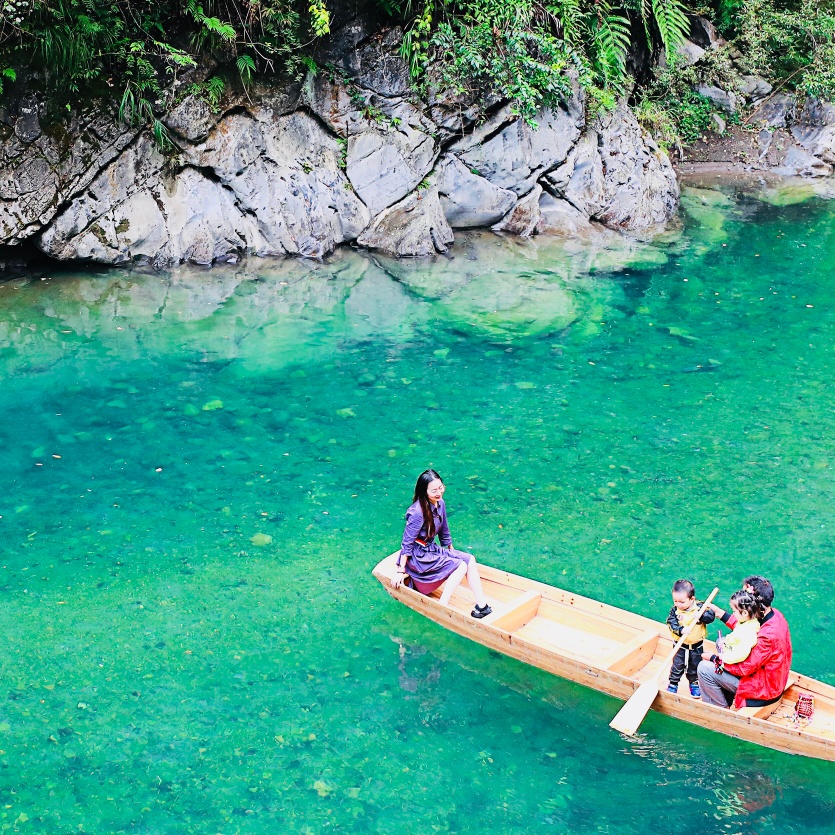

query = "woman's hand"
[391,572,407,589]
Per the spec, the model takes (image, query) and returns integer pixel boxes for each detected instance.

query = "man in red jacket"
[697,576,793,709]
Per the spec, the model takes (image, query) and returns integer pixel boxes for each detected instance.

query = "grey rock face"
[492,184,542,237]
[780,146,834,178]
[453,102,582,196]
[740,76,773,101]
[696,85,739,114]
[435,155,516,228]
[1,27,682,267]
[541,104,678,231]
[594,105,680,229]
[164,95,216,142]
[357,187,453,256]
[789,126,835,166]
[536,191,597,237]
[752,93,795,129]
[41,110,370,264]
[0,104,138,246]
[798,98,835,127]
[546,132,607,217]
[347,124,437,216]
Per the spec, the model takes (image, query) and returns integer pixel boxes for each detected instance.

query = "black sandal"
[471,603,492,619]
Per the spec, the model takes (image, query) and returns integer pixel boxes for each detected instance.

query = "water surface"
[2,179,835,833]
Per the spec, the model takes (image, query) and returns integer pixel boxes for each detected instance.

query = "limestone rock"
[536,191,598,237]
[0,102,138,245]
[780,145,834,178]
[453,103,582,196]
[659,40,704,68]
[301,70,363,138]
[354,28,411,97]
[545,132,607,218]
[357,187,454,256]
[492,184,542,237]
[435,155,516,228]
[164,95,216,142]
[753,93,795,129]
[740,76,773,102]
[41,109,371,264]
[687,14,725,49]
[696,85,738,114]
[594,104,680,230]
[798,98,835,127]
[346,125,437,216]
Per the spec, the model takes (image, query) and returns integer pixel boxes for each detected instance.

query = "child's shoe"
[666,683,678,693]
[689,682,701,698]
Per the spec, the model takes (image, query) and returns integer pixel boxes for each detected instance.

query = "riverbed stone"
[780,146,833,178]
[357,187,453,256]
[435,155,517,228]
[536,191,599,236]
[492,184,542,237]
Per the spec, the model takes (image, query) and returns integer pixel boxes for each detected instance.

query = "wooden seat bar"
[482,590,542,632]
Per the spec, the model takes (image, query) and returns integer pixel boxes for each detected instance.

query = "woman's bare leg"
[465,556,487,608]
[439,561,467,605]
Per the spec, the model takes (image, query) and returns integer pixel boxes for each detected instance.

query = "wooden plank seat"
[602,630,662,677]
[482,590,542,631]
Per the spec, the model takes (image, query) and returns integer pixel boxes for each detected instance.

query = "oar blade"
[609,680,660,736]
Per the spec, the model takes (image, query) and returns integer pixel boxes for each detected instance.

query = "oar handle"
[654,587,719,681]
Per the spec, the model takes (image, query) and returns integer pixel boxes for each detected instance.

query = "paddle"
[609,587,719,737]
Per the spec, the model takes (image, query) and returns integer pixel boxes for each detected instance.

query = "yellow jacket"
[666,601,715,646]
[720,618,760,664]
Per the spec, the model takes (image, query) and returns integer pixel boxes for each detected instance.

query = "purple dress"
[400,499,473,593]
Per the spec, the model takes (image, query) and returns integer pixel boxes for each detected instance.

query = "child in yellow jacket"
[666,579,716,698]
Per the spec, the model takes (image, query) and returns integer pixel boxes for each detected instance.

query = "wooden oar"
[609,587,719,737]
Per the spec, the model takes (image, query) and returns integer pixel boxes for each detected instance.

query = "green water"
[2,180,835,833]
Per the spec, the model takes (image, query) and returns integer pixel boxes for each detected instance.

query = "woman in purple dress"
[391,469,493,618]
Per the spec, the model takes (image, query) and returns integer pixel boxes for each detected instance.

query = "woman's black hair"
[413,469,443,540]
[730,590,763,621]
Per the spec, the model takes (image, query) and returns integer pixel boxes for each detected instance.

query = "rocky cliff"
[3,22,680,267]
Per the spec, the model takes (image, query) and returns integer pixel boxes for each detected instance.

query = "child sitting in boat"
[666,579,716,698]
[707,590,762,671]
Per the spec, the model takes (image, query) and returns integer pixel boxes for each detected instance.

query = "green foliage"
[0,65,14,95]
[389,0,698,120]
[0,1,333,145]
[704,0,835,100]
[636,59,718,149]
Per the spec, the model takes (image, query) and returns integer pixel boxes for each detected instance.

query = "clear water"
[2,179,835,833]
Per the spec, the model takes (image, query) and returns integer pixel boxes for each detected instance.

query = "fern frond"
[652,0,690,61]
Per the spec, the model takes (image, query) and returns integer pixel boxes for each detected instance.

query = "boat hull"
[373,553,835,761]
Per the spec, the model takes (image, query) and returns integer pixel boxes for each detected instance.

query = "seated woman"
[391,469,492,619]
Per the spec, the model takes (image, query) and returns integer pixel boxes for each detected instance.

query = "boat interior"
[386,557,835,741]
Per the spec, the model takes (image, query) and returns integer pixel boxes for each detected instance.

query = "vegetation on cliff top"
[0,1,832,141]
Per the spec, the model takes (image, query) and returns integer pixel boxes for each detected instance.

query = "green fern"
[648,0,690,62]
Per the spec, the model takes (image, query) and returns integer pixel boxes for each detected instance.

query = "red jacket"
[723,609,792,708]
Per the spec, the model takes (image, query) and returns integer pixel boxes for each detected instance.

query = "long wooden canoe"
[373,553,835,761]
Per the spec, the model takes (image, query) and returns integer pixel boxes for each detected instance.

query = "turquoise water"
[2,179,835,833]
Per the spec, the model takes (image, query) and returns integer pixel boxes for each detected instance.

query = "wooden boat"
[373,553,835,761]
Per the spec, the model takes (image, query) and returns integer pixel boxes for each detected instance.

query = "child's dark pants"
[669,641,704,686]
